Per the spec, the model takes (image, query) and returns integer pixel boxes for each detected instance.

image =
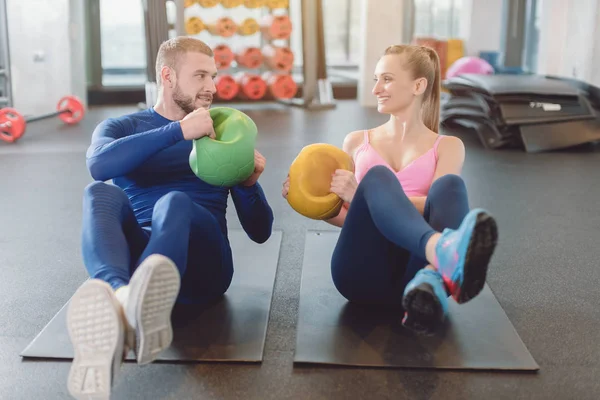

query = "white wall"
[6,0,87,115]
[459,0,503,57]
[591,1,600,86]
[536,0,600,86]
[69,0,87,103]
[357,0,405,107]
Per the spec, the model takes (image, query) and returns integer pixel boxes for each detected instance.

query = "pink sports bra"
[353,130,444,197]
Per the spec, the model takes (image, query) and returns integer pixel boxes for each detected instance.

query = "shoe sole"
[66,280,123,400]
[458,211,498,304]
[402,283,443,336]
[126,255,181,365]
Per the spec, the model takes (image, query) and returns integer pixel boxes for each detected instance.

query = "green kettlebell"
[189,107,257,187]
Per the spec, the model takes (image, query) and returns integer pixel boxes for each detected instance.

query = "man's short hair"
[155,36,213,85]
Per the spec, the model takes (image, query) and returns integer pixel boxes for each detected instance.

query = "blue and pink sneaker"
[402,268,448,335]
[434,208,498,304]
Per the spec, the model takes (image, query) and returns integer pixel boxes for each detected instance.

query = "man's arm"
[86,118,184,181]
[230,182,274,244]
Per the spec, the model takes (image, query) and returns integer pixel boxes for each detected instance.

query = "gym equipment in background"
[446,56,495,79]
[446,39,465,72]
[172,0,334,108]
[413,37,449,81]
[21,230,283,364]
[235,72,268,100]
[0,95,85,144]
[287,143,353,220]
[294,231,539,371]
[189,107,257,187]
[180,0,299,102]
[441,74,600,152]
[215,75,240,100]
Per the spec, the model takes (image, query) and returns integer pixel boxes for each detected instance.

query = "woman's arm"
[324,202,349,227]
[406,136,466,215]
[324,131,365,228]
[408,197,427,214]
[432,136,466,180]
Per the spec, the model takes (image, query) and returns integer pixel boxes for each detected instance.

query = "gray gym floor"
[1,100,599,399]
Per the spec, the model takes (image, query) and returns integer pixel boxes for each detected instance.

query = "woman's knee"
[362,165,395,184]
[430,174,466,195]
[358,165,402,194]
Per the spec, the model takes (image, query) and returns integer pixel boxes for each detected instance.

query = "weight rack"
[171,0,334,109]
[0,0,12,108]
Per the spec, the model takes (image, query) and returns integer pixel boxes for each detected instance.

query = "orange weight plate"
[263,72,297,99]
[207,17,237,37]
[213,44,234,69]
[236,73,267,100]
[236,47,263,69]
[215,75,239,100]
[260,14,292,40]
[262,45,294,72]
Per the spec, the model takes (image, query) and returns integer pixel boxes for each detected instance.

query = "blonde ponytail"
[422,47,441,133]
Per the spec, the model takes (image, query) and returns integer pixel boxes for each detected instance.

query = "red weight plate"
[269,15,292,40]
[57,95,85,125]
[239,74,267,100]
[267,74,297,99]
[213,44,235,69]
[0,107,26,143]
[263,45,294,72]
[215,75,239,100]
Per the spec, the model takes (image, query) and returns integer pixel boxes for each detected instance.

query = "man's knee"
[155,191,192,211]
[153,191,193,225]
[83,181,128,205]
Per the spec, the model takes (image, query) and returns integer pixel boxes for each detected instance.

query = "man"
[66,37,274,399]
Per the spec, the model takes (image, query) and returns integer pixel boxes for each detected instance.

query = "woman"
[282,44,498,335]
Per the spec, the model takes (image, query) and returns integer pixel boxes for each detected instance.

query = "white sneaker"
[117,254,181,365]
[66,279,125,400]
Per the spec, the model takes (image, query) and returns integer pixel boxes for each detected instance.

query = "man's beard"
[173,84,200,115]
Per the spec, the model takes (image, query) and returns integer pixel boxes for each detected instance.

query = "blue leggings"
[81,182,233,305]
[331,166,469,306]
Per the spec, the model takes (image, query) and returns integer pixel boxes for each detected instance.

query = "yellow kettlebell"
[287,143,354,220]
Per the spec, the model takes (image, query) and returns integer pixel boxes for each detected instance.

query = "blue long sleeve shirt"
[85,107,273,243]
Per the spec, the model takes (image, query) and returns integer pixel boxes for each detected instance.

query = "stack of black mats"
[441,73,600,152]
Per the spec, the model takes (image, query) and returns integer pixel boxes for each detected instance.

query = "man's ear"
[414,77,428,96]
[162,66,174,88]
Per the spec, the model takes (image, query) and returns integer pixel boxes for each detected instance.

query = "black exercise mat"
[294,231,539,371]
[20,230,282,363]
[447,74,581,97]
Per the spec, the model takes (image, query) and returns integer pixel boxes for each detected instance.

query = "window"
[322,0,351,66]
[414,0,463,39]
[321,0,361,66]
[99,0,147,86]
[523,0,541,73]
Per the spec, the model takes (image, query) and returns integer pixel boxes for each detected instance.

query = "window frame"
[409,0,462,41]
